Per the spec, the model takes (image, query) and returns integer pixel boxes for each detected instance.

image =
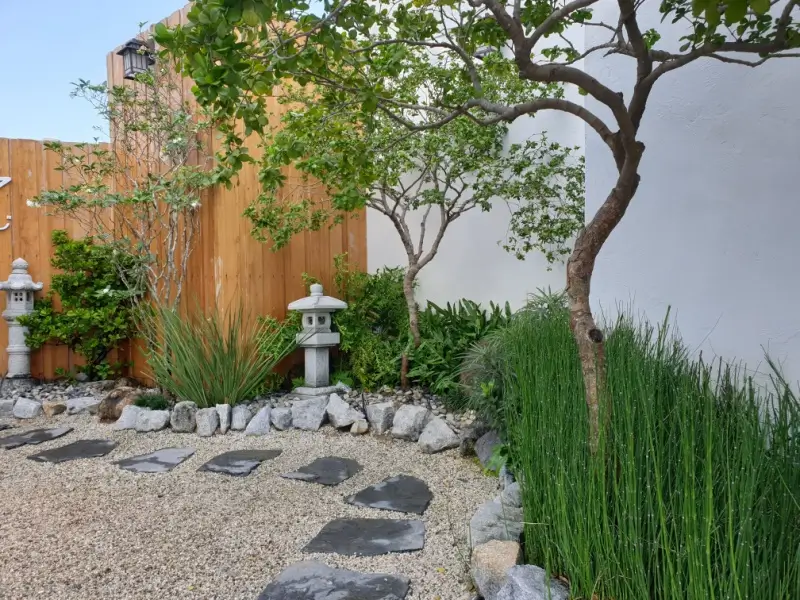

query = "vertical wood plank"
[0,139,12,375]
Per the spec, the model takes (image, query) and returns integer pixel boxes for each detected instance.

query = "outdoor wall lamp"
[117,38,156,80]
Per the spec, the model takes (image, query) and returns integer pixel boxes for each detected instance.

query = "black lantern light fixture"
[116,38,156,80]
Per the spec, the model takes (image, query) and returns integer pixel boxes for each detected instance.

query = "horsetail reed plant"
[494,305,800,600]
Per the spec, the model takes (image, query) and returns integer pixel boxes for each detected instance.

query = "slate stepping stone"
[346,474,433,515]
[0,424,12,432]
[282,456,362,486]
[115,447,195,473]
[27,439,118,464]
[303,518,425,556]
[257,561,410,600]
[198,449,282,476]
[0,427,73,450]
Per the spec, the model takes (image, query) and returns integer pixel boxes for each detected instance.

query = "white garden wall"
[584,0,800,385]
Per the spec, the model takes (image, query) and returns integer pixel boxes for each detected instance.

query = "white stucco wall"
[584,0,800,384]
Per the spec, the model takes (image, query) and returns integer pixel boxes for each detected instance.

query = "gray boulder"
[418,417,460,453]
[170,401,197,433]
[114,405,142,430]
[270,406,293,430]
[231,404,253,431]
[469,484,524,548]
[135,409,171,432]
[326,393,364,429]
[496,565,570,600]
[12,398,42,419]
[216,404,232,434]
[471,540,522,600]
[476,430,502,467]
[291,395,329,430]
[196,407,220,437]
[350,419,369,435]
[365,402,394,435]
[66,396,101,415]
[245,406,272,436]
[391,405,430,441]
[0,398,15,418]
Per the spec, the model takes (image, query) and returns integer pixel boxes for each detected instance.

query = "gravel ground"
[0,414,497,600]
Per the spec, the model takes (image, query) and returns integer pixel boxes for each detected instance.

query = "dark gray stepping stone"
[257,561,410,600]
[28,439,118,463]
[346,475,432,515]
[198,449,282,476]
[303,518,425,556]
[115,447,195,473]
[282,456,362,486]
[0,427,73,450]
[0,424,12,431]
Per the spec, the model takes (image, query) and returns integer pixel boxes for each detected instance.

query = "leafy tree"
[157,0,799,447]
[241,81,583,383]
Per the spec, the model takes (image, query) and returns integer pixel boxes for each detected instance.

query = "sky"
[0,0,188,143]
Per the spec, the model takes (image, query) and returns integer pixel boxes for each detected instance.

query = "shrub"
[495,308,800,600]
[409,299,512,407]
[142,302,296,408]
[134,393,171,411]
[18,230,140,380]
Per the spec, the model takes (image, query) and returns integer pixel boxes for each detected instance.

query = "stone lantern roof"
[288,283,347,312]
[0,259,43,292]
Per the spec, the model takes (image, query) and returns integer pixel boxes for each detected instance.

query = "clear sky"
[0,0,188,143]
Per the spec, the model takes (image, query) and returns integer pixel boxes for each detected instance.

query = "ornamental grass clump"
[143,303,297,408]
[497,307,800,600]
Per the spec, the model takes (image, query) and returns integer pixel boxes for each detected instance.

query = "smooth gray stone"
[418,417,459,454]
[245,406,271,436]
[115,447,195,473]
[270,406,293,430]
[496,565,570,600]
[114,405,142,430]
[346,475,432,515]
[216,404,232,434]
[256,561,410,600]
[390,405,430,441]
[0,427,72,450]
[291,396,329,430]
[303,518,425,556]
[27,439,118,463]
[292,385,338,397]
[198,449,282,476]
[196,407,220,437]
[170,401,198,433]
[469,495,524,548]
[135,409,171,432]
[231,404,252,431]
[282,456,362,486]
[326,393,364,428]
[476,430,502,467]
[66,396,101,415]
[0,399,15,418]
[365,402,395,435]
[12,398,42,419]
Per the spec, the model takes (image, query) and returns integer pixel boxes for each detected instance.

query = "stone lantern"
[0,258,43,379]
[288,283,347,388]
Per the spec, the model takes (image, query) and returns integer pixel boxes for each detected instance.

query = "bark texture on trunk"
[400,269,420,389]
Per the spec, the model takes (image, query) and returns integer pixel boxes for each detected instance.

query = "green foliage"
[409,299,513,406]
[142,302,296,408]
[331,370,355,389]
[495,308,800,599]
[18,230,139,380]
[134,393,171,411]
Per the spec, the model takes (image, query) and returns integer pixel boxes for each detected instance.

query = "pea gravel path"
[0,414,497,600]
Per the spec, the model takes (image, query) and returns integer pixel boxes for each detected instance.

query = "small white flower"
[190,201,201,209]
[26,199,40,208]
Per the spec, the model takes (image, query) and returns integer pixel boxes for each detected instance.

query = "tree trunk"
[400,268,420,389]
[567,150,641,452]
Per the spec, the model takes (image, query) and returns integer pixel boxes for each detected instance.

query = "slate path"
[257,561,410,600]
[0,424,12,432]
[303,518,426,556]
[115,447,196,473]
[0,427,73,450]
[199,449,282,476]
[282,456,362,486]
[346,475,433,515]
[28,439,118,463]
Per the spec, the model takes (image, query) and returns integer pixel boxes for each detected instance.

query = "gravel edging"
[0,413,497,600]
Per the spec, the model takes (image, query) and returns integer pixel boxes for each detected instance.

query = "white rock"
[471,540,522,600]
[326,393,364,428]
[291,395,329,431]
[231,404,252,431]
[365,402,395,435]
[391,405,430,441]
[196,407,220,437]
[12,398,42,419]
[170,401,197,433]
[496,565,570,600]
[135,409,171,432]
[350,419,369,435]
[270,406,293,430]
[245,406,271,436]
[66,396,101,415]
[216,404,232,434]
[0,398,16,417]
[418,417,460,453]
[114,405,142,430]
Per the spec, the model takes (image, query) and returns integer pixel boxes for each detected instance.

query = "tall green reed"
[495,307,800,599]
